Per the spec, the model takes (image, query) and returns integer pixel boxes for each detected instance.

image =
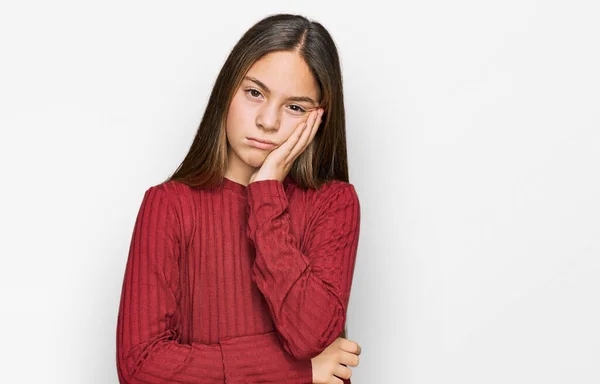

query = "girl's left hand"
[249,108,324,184]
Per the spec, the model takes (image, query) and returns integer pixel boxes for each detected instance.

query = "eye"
[244,88,263,98]
[288,105,307,114]
[244,88,307,114]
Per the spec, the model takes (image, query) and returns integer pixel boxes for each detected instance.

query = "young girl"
[116,13,362,384]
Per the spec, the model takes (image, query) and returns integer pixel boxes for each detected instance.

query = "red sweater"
[116,175,361,383]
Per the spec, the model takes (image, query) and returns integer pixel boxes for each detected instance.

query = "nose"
[256,102,280,132]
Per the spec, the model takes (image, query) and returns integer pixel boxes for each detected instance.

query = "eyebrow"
[243,75,318,106]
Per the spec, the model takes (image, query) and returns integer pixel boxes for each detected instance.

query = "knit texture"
[116,174,361,383]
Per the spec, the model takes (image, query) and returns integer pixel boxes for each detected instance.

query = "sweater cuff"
[247,179,286,198]
[220,331,312,383]
[246,179,288,228]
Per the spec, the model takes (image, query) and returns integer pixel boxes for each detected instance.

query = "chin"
[239,147,268,168]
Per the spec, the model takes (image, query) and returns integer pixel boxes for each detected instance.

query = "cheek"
[226,93,252,136]
[279,115,304,137]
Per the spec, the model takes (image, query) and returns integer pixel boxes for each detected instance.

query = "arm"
[245,180,361,360]
[116,185,312,384]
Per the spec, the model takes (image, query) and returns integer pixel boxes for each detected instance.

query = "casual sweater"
[116,174,361,383]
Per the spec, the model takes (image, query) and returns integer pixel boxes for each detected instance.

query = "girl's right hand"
[311,337,361,384]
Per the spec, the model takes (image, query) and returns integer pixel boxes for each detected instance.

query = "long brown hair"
[166,13,350,190]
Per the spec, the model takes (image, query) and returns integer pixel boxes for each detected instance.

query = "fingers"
[304,109,323,147]
[306,108,323,145]
[277,114,311,158]
[285,108,323,163]
[296,110,317,149]
[339,338,361,356]
[339,349,360,367]
[333,363,353,381]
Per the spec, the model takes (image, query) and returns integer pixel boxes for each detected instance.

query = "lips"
[247,137,276,145]
[246,137,277,150]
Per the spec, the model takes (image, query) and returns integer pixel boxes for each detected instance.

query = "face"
[225,50,321,181]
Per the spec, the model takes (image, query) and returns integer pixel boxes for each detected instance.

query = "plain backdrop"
[0,1,598,383]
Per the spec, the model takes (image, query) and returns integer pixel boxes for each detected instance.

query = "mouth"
[246,137,277,150]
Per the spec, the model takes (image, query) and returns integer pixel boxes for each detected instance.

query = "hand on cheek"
[249,108,324,184]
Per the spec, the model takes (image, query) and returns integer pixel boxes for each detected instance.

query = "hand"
[249,108,324,184]
[311,337,361,384]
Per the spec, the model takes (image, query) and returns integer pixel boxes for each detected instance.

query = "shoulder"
[143,180,197,245]
[300,179,360,219]
[297,180,361,241]
[147,179,197,208]
[314,179,359,203]
[149,179,192,196]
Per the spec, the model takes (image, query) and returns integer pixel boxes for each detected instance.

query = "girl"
[116,13,362,384]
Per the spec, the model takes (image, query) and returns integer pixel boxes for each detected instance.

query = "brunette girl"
[116,13,362,384]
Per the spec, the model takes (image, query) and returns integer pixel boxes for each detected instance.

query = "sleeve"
[116,184,313,384]
[245,180,361,360]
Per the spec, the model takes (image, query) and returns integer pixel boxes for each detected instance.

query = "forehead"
[245,51,319,99]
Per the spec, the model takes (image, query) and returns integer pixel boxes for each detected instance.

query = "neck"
[224,148,257,187]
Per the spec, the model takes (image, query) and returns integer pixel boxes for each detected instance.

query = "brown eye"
[245,88,262,98]
[288,105,306,114]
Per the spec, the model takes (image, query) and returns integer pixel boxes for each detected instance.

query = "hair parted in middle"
[167,13,350,191]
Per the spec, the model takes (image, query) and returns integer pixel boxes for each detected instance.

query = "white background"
[1,1,599,383]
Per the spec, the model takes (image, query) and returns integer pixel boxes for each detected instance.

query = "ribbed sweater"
[116,174,361,383]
